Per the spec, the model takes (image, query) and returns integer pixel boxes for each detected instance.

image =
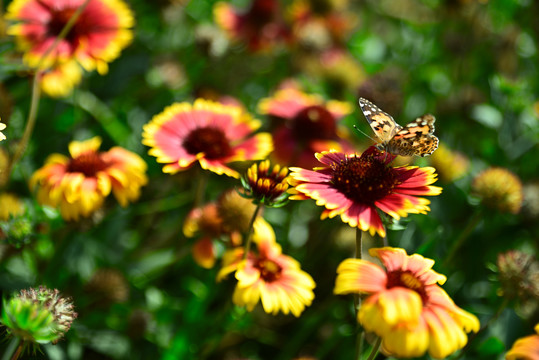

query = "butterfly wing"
[386,114,439,157]
[358,98,401,143]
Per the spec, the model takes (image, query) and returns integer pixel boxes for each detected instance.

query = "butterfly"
[358,97,439,157]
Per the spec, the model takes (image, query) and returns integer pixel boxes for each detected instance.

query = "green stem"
[242,204,262,261]
[354,228,364,360]
[2,338,22,360]
[443,209,483,267]
[7,0,91,177]
[366,336,382,360]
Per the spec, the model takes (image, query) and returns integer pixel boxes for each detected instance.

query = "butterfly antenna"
[353,124,378,143]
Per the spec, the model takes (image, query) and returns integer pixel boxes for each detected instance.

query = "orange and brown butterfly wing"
[358,97,402,144]
[386,114,439,157]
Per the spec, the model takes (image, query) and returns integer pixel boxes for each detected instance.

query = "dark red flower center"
[183,127,231,159]
[331,154,398,204]
[47,7,82,42]
[255,258,282,283]
[387,270,427,303]
[291,105,337,142]
[67,152,109,177]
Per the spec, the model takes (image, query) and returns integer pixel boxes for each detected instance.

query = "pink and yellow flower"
[506,324,539,360]
[218,229,315,317]
[214,0,290,52]
[258,87,353,169]
[142,99,273,178]
[288,147,442,237]
[30,137,147,221]
[6,0,134,75]
[335,247,480,359]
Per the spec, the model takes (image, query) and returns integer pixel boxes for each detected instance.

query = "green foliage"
[0,0,538,359]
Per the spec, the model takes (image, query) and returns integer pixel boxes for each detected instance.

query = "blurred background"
[0,0,538,359]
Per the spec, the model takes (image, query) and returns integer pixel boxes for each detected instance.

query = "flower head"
[506,324,539,360]
[0,121,6,141]
[1,297,57,344]
[218,234,315,317]
[0,193,25,221]
[472,167,523,214]
[6,0,134,75]
[429,142,470,183]
[497,250,539,317]
[85,268,129,305]
[258,87,353,168]
[184,190,274,267]
[142,99,273,178]
[214,0,290,52]
[241,160,290,207]
[30,137,148,221]
[289,147,442,237]
[335,247,480,359]
[2,286,78,345]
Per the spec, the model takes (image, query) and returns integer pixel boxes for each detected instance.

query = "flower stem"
[443,208,483,267]
[366,336,382,360]
[242,204,261,261]
[354,228,364,360]
[2,338,22,360]
[7,0,91,177]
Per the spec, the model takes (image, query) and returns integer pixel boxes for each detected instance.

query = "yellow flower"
[335,247,480,358]
[0,121,6,141]
[429,142,470,182]
[218,230,316,317]
[506,323,539,360]
[472,167,523,214]
[40,61,83,98]
[30,137,147,221]
[0,193,25,221]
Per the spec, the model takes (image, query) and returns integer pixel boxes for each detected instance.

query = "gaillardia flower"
[142,99,273,178]
[218,228,315,317]
[472,167,523,214]
[335,247,480,359]
[0,193,25,221]
[6,0,134,75]
[258,86,353,169]
[429,142,470,183]
[241,159,290,207]
[288,147,442,237]
[506,324,539,360]
[2,286,77,345]
[30,137,147,221]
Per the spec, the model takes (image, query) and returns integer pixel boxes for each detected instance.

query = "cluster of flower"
[0,0,536,359]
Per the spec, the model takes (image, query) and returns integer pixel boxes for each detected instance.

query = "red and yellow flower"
[142,99,273,179]
[6,0,134,74]
[335,247,480,359]
[218,227,315,317]
[214,0,290,52]
[288,147,442,237]
[506,324,539,360]
[258,86,353,169]
[30,137,147,221]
